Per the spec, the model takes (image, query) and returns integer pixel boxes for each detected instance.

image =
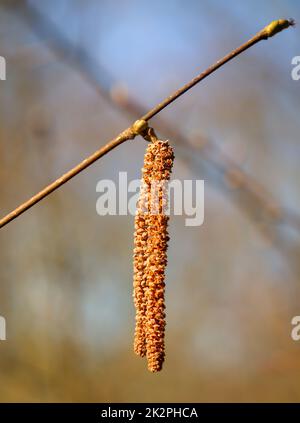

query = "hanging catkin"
[133,138,174,372]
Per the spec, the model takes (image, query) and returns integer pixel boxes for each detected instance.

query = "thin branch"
[17,3,296,232]
[0,11,294,229]
[0,127,135,228]
[141,19,295,121]
[10,6,300,276]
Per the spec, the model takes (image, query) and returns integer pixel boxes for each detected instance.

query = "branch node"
[132,119,148,136]
[131,119,159,143]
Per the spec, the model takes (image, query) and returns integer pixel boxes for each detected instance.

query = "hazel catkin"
[133,138,174,372]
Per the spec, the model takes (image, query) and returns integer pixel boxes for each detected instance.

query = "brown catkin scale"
[133,138,174,372]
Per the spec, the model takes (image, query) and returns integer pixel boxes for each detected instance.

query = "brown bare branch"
[0,3,294,229]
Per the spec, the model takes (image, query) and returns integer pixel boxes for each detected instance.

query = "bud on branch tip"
[260,19,295,39]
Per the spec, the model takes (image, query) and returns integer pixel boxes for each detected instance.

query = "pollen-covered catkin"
[133,138,174,372]
[144,140,174,372]
[133,181,150,357]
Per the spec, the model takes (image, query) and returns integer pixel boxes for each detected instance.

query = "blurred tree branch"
[0,1,295,232]
[7,1,299,240]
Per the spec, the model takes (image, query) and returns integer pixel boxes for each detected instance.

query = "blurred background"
[0,0,300,402]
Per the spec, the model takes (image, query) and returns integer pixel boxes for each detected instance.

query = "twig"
[20,5,298,234]
[0,15,294,229]
[0,127,136,228]
[141,19,295,121]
